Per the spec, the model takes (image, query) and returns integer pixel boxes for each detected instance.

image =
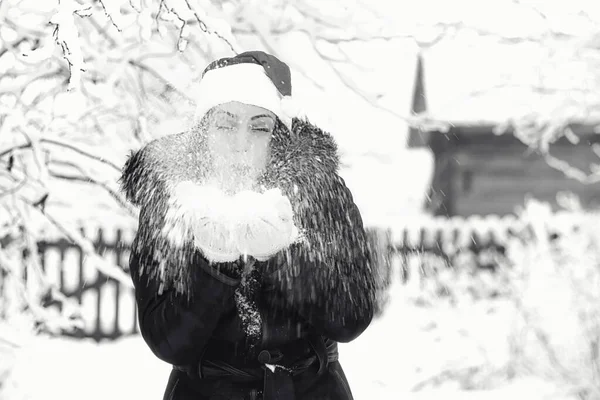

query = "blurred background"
[2,0,600,399]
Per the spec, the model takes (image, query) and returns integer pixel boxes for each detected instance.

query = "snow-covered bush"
[505,198,600,399]
[366,228,393,317]
[404,246,512,307]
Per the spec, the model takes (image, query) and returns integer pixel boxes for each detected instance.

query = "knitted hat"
[194,51,296,131]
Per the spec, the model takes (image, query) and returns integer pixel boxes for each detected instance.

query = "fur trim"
[261,121,375,317]
[119,118,370,298]
[119,132,212,293]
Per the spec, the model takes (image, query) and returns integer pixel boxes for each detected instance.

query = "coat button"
[258,350,271,364]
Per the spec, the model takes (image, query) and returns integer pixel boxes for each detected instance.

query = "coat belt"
[173,336,338,400]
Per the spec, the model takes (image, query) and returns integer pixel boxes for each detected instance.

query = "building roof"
[408,37,600,146]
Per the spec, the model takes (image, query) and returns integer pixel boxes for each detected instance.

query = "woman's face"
[204,101,276,191]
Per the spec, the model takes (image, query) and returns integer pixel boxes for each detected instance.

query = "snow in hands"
[162,181,300,263]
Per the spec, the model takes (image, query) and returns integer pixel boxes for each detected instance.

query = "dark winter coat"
[120,118,377,400]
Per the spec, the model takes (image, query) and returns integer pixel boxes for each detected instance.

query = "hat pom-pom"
[280,95,304,125]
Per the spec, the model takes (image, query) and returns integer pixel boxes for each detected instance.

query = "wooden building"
[408,55,600,217]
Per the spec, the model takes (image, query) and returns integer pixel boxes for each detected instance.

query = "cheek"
[207,136,231,159]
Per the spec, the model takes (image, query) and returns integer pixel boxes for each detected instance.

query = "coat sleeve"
[264,251,374,344]
[129,249,240,366]
[263,177,376,343]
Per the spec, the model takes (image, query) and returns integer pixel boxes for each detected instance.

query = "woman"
[120,51,376,400]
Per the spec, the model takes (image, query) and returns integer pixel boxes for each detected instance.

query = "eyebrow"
[212,110,236,119]
[250,114,275,121]
[211,110,273,122]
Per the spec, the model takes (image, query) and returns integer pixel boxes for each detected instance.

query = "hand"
[165,181,241,263]
[193,215,241,263]
[231,188,299,261]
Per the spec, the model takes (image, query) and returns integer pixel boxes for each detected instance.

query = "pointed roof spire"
[407,53,430,147]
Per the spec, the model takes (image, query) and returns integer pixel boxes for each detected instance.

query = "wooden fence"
[3,212,591,341]
[36,227,138,342]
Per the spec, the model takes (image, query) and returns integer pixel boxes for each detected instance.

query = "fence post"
[58,240,66,313]
[94,227,104,342]
[399,228,409,282]
[113,229,122,338]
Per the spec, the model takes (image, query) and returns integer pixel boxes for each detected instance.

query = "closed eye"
[250,115,275,132]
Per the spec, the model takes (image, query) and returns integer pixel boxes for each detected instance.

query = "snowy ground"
[1,275,572,400]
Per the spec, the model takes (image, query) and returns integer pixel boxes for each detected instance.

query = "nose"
[230,127,251,152]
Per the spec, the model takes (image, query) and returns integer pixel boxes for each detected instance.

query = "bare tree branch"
[0,144,31,159]
[169,5,189,51]
[128,59,194,103]
[292,1,353,29]
[81,10,119,46]
[0,37,27,60]
[302,36,414,123]
[41,137,122,173]
[181,0,238,54]
[155,0,166,29]
[243,20,327,90]
[48,159,137,217]
[0,176,28,200]
[97,0,123,32]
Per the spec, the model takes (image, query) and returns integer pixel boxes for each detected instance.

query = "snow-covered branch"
[97,0,124,32]
[170,0,240,54]
[48,159,137,216]
[543,153,600,185]
[127,59,194,102]
[49,0,89,91]
[1,136,124,185]
[41,136,122,173]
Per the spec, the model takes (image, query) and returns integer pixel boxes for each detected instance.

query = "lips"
[231,163,251,173]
